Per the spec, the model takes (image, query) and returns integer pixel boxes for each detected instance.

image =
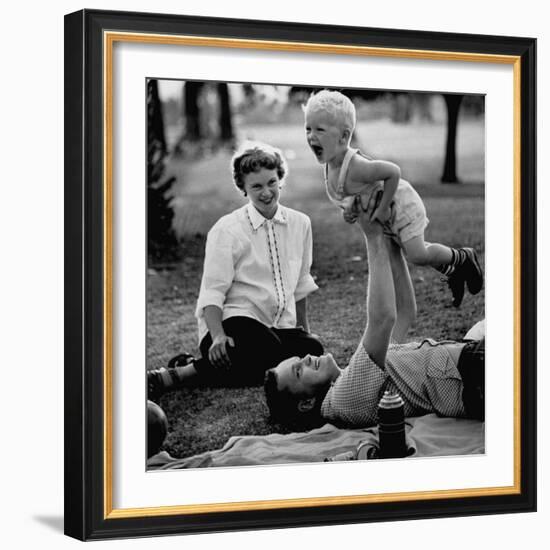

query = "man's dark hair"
[263,369,325,431]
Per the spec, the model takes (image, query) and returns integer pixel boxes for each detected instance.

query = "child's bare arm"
[346,158,400,223]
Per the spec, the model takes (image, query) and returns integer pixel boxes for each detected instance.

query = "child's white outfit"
[324,148,429,244]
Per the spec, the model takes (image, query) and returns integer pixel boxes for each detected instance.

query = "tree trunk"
[218,83,234,142]
[147,79,176,255]
[184,81,203,141]
[441,94,463,183]
[147,79,166,159]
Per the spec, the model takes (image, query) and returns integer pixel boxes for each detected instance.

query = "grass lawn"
[148,116,485,460]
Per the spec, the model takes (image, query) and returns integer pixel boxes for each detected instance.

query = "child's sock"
[436,248,467,276]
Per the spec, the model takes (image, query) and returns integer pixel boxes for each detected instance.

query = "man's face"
[273,353,341,398]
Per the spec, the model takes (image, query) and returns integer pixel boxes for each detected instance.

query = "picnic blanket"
[148,414,484,470]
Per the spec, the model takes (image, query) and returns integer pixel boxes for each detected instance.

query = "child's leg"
[402,235,483,307]
[402,235,455,269]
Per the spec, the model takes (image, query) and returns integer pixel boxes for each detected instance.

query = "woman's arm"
[294,217,319,304]
[196,224,238,368]
[203,305,234,368]
[295,297,310,332]
[196,225,236,315]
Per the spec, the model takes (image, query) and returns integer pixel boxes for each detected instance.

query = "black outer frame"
[64,8,537,541]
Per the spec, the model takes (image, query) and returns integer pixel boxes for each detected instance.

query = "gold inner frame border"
[102,30,522,519]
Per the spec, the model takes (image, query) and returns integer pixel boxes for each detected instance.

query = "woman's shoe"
[148,353,195,402]
[167,352,195,369]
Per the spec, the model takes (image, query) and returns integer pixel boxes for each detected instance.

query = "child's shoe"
[461,248,483,295]
[445,248,483,307]
[167,352,195,369]
[446,269,466,308]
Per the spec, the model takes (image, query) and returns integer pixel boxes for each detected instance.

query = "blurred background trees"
[173,81,235,155]
[290,87,477,184]
[147,79,177,259]
[441,94,463,183]
[147,79,484,255]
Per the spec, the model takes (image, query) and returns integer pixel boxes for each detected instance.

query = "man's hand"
[208,334,235,369]
[341,195,358,224]
[342,209,358,224]
[356,192,384,238]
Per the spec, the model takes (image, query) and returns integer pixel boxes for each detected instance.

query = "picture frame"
[64,8,536,541]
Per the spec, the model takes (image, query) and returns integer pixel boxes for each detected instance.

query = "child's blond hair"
[304,90,356,135]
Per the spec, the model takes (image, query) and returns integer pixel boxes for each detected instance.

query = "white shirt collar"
[246,203,288,230]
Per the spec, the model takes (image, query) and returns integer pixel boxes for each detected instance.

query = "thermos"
[377,391,407,459]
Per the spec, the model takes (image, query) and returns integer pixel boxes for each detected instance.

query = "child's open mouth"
[310,145,323,158]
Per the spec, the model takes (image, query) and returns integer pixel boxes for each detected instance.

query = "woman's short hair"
[303,89,356,134]
[231,141,288,192]
[263,369,324,430]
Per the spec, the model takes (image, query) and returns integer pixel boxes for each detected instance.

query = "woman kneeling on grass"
[148,141,323,400]
[264,195,484,430]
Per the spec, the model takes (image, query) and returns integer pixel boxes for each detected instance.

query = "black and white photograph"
[145,79,486,470]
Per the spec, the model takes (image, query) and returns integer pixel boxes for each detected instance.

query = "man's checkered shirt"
[320,339,466,427]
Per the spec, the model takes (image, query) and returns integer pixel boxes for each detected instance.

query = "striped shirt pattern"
[264,219,286,324]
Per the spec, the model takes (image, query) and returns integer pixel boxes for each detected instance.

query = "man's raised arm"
[388,240,416,343]
[357,210,396,368]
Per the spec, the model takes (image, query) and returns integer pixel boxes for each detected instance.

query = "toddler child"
[303,89,483,307]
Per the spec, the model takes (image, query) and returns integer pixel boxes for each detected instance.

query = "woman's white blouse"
[195,203,318,341]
